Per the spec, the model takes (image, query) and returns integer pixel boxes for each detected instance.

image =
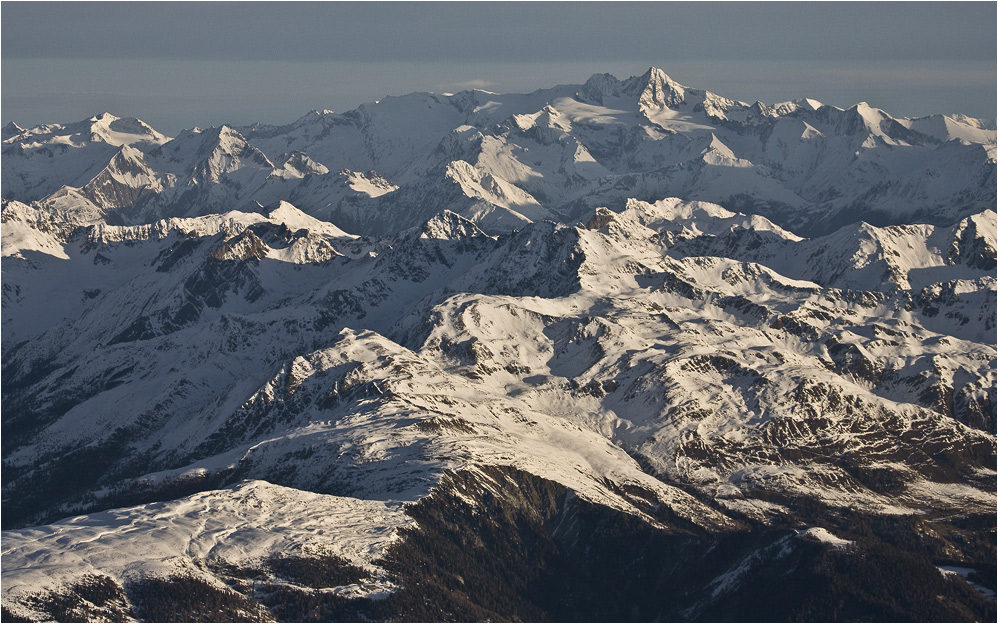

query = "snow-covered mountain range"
[4,68,995,238]
[2,68,995,622]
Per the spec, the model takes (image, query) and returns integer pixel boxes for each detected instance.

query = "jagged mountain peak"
[618,196,803,243]
[630,66,686,109]
[2,66,996,624]
[4,69,995,239]
[273,151,329,178]
[183,123,248,146]
[420,209,491,240]
[635,66,679,88]
[699,133,737,158]
[191,124,275,177]
[83,111,121,131]
[215,123,242,136]
[79,144,162,213]
[2,121,25,140]
[618,66,681,93]
[772,97,825,116]
[643,66,671,79]
[209,226,270,261]
[848,101,891,123]
[206,123,253,146]
[579,72,627,103]
[586,66,748,120]
[267,199,307,220]
[266,200,355,238]
[580,66,684,106]
[337,168,398,197]
[109,142,148,164]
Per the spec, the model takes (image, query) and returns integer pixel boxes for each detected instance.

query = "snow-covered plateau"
[2,68,995,622]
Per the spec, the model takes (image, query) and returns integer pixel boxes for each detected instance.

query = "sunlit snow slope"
[2,68,995,622]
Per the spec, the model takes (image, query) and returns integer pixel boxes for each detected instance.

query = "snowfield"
[2,67,995,622]
[2,481,409,619]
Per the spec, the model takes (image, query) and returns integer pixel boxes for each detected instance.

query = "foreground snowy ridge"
[2,482,409,609]
[2,68,995,622]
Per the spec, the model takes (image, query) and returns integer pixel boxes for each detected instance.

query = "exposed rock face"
[1,70,995,622]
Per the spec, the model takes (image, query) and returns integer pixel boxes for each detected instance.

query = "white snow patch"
[938,566,996,600]
[796,527,853,547]
[1,480,410,605]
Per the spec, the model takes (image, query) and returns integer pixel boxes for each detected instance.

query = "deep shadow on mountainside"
[7,467,995,623]
[2,68,996,623]
[2,203,996,621]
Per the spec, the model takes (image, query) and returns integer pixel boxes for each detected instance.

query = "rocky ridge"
[1,69,995,622]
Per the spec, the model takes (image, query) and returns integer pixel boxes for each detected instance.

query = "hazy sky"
[2,2,995,135]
